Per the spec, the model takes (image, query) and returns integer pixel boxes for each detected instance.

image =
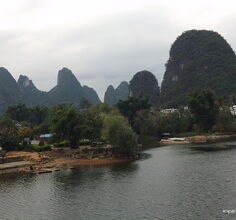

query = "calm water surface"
[1,141,236,220]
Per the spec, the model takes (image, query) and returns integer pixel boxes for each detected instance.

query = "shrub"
[0,118,21,151]
[53,140,70,148]
[23,144,51,152]
[103,115,137,155]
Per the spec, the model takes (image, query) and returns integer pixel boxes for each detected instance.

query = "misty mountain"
[48,68,100,105]
[48,67,85,104]
[104,81,129,106]
[0,67,22,113]
[82,85,100,104]
[0,67,100,113]
[17,75,49,106]
[129,70,160,105]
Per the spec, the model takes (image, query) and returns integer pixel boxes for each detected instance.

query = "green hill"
[160,30,236,106]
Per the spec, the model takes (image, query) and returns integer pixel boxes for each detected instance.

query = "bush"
[53,140,70,148]
[103,115,137,155]
[23,144,51,152]
[0,119,21,151]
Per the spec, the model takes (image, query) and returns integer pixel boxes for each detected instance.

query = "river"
[1,141,236,220]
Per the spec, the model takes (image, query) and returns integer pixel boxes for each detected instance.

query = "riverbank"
[1,147,136,174]
[160,133,236,145]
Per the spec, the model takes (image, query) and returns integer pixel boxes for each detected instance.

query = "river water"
[1,141,236,220]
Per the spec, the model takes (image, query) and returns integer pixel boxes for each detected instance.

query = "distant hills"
[104,81,129,106]
[0,67,100,113]
[105,29,236,107]
[1,29,236,112]
[0,67,22,113]
[18,75,49,106]
[129,70,160,105]
[47,67,100,105]
[104,71,160,106]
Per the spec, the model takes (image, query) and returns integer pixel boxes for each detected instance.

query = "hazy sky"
[1,0,236,100]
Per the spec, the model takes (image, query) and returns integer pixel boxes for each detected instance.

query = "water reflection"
[1,141,236,219]
[189,141,236,153]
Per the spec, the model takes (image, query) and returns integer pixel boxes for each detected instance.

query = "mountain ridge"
[0,67,100,113]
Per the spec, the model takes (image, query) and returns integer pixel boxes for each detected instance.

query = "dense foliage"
[103,115,137,154]
[1,93,236,153]
[0,118,21,151]
[116,96,151,129]
[5,104,48,126]
[187,90,219,132]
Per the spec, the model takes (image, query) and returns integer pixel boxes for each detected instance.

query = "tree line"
[0,89,235,152]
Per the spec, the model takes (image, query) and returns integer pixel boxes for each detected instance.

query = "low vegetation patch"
[23,144,51,152]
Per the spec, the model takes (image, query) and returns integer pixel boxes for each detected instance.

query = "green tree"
[187,89,219,132]
[116,97,151,128]
[29,105,48,125]
[49,104,83,147]
[5,104,49,126]
[103,115,137,155]
[5,104,30,122]
[81,111,103,141]
[133,110,160,135]
[212,106,235,133]
[79,97,92,110]
[0,118,20,151]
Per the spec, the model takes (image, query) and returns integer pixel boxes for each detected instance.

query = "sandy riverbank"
[3,148,135,174]
[160,134,236,145]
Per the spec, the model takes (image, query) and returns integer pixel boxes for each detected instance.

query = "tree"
[116,97,151,128]
[49,104,83,147]
[79,97,92,110]
[81,111,103,141]
[18,126,33,145]
[133,110,160,135]
[5,104,30,122]
[29,105,48,125]
[5,104,49,126]
[212,106,235,133]
[0,118,20,151]
[187,89,219,132]
[103,115,137,155]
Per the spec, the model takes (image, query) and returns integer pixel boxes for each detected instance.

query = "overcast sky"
[0,0,236,100]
